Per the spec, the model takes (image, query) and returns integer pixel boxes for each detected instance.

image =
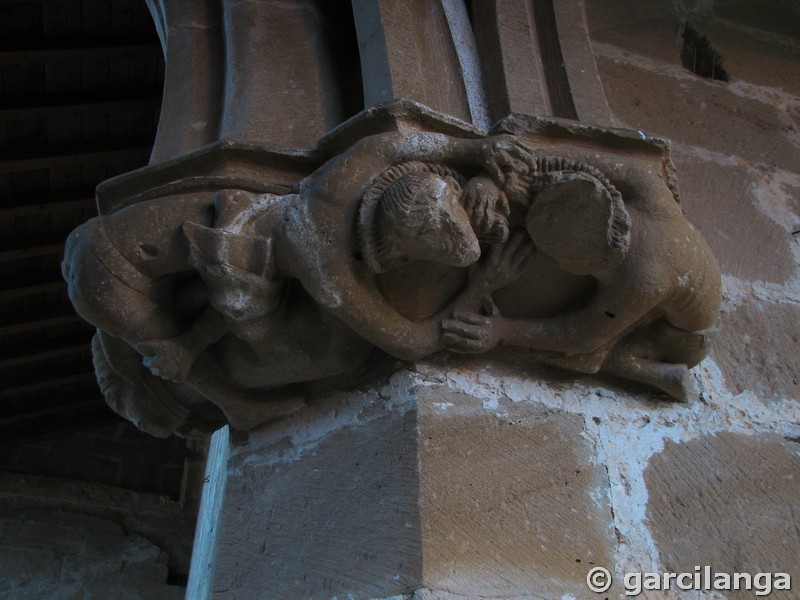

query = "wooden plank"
[0,372,96,399]
[0,141,152,175]
[0,400,116,447]
[0,241,64,262]
[0,312,83,336]
[0,40,161,65]
[0,277,65,300]
[0,398,106,428]
[0,341,91,369]
[0,195,96,218]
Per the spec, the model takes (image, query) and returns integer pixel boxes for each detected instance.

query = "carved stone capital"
[63,103,720,436]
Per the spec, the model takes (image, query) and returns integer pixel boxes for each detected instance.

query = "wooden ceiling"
[0,0,164,444]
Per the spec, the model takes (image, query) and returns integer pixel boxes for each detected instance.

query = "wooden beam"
[0,39,162,65]
[0,372,97,399]
[0,312,85,336]
[0,142,152,175]
[0,341,91,369]
[0,398,105,427]
[0,187,97,218]
[0,399,116,447]
[0,88,162,121]
[0,241,64,262]
[0,197,96,218]
[0,276,66,300]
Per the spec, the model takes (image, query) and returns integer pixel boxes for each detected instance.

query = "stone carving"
[63,126,721,436]
[442,159,721,401]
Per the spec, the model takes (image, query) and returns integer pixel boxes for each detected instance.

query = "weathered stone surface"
[208,391,422,600]
[474,0,614,125]
[673,154,796,283]
[417,386,616,598]
[713,0,800,42]
[701,21,800,95]
[472,0,550,122]
[589,0,800,92]
[586,0,683,65]
[596,56,800,172]
[646,432,800,599]
[553,0,617,125]
[190,373,622,599]
[353,0,478,126]
[148,0,351,161]
[0,510,183,600]
[712,302,800,401]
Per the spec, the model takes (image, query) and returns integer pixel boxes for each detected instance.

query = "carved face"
[393,175,481,267]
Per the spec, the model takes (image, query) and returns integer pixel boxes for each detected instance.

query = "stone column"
[190,364,619,599]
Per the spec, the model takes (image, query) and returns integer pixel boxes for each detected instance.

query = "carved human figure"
[443,167,722,400]
[62,131,527,430]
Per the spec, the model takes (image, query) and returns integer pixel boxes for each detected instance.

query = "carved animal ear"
[527,172,630,272]
[212,188,259,230]
[183,222,219,271]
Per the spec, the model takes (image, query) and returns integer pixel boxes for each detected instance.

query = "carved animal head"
[526,172,631,275]
[376,172,481,270]
[183,222,281,321]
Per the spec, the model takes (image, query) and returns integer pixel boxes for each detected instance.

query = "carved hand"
[137,339,198,383]
[442,311,503,354]
[480,135,534,185]
[470,229,533,293]
[461,176,510,243]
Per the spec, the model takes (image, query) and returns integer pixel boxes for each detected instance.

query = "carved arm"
[307,131,533,202]
[444,281,659,357]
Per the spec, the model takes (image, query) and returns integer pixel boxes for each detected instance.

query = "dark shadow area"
[318,0,364,121]
[680,22,730,81]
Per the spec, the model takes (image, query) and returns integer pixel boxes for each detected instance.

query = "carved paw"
[654,364,691,402]
[481,135,534,184]
[137,340,197,383]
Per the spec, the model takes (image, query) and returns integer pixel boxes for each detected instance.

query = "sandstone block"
[417,386,616,598]
[192,372,617,599]
[712,302,800,401]
[596,57,800,172]
[673,154,796,284]
[699,21,800,95]
[587,0,682,65]
[646,432,800,599]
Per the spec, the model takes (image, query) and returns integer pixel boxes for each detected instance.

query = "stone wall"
[0,470,200,598]
[0,508,183,600]
[0,422,206,598]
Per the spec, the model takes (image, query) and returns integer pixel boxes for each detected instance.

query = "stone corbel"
[62,101,721,437]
